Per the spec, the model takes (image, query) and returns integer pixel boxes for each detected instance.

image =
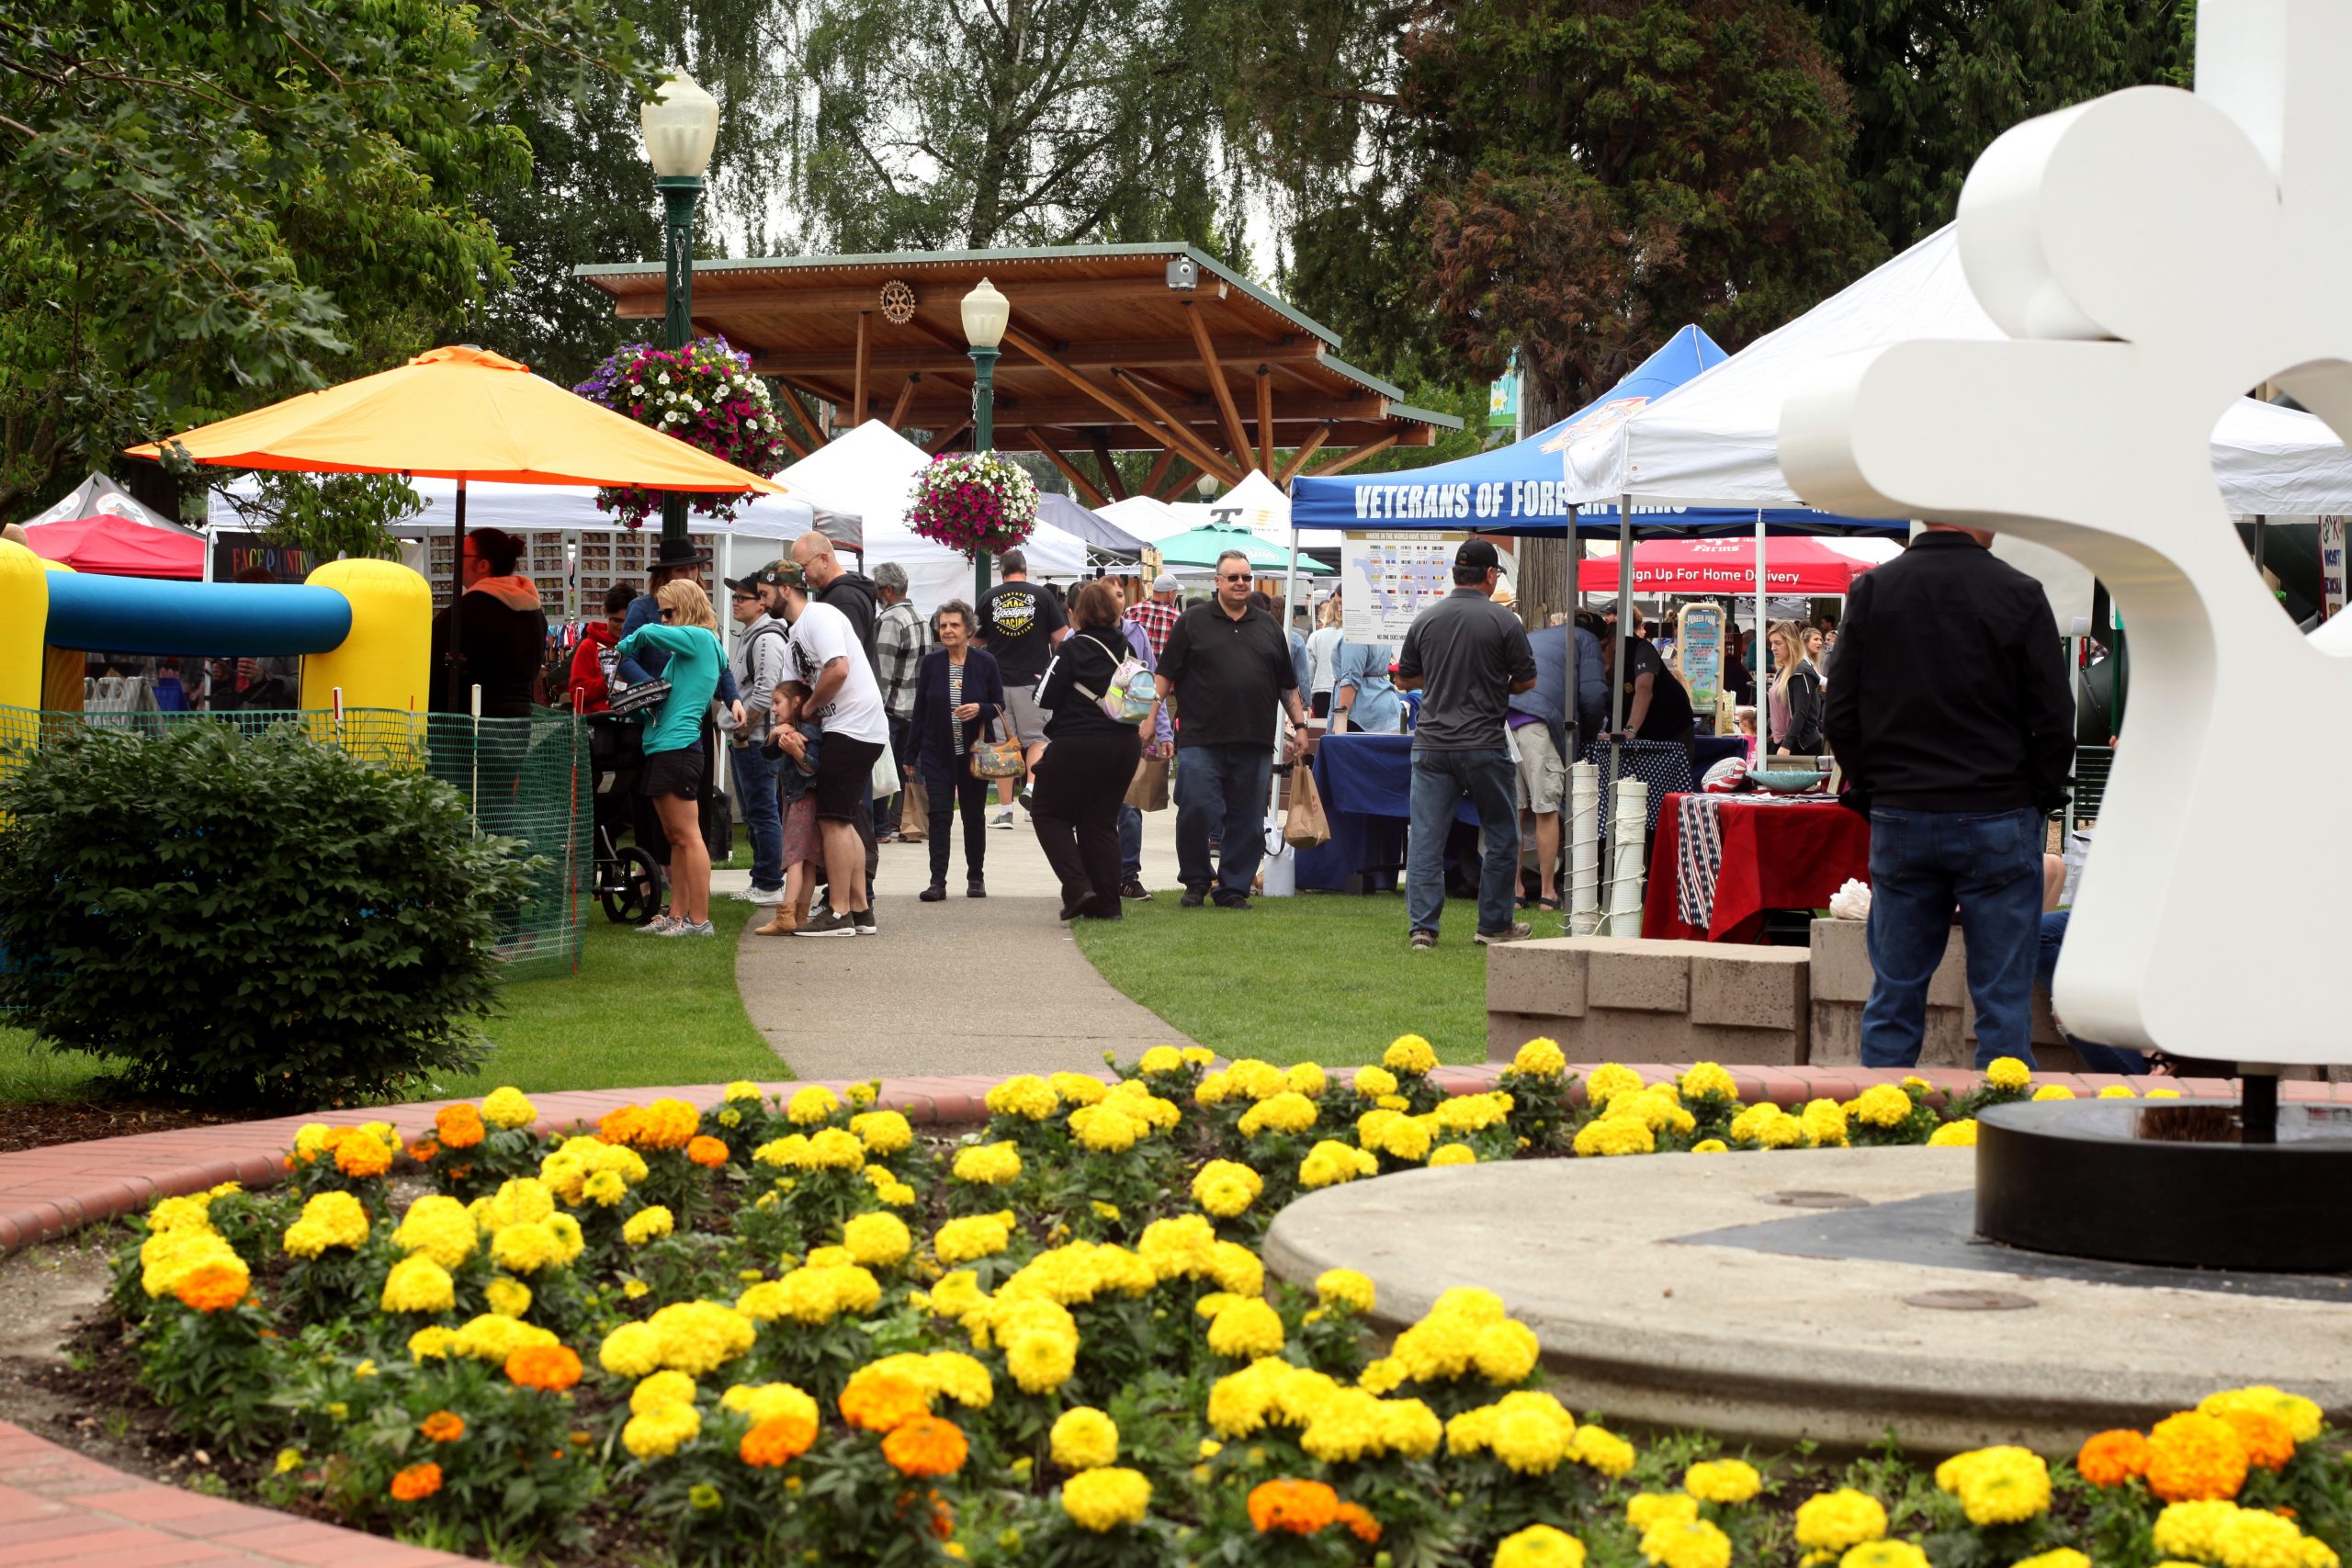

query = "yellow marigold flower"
[1353,1065,1398,1097]
[847,1109,912,1154]
[491,1221,561,1276]
[2199,1385,2324,1445]
[933,1212,1017,1265]
[1583,1062,1644,1109]
[1384,1034,1439,1074]
[1851,1083,1915,1128]
[381,1255,457,1314]
[1207,1298,1285,1359]
[1050,1406,1120,1471]
[1613,1089,1694,1136]
[1375,1113,1435,1161]
[1571,1423,1635,1477]
[952,1141,1023,1185]
[1639,1517,1732,1568]
[1933,1446,2051,1525]
[1803,1098,1851,1147]
[644,1300,757,1375]
[1685,1458,1762,1504]
[1493,1523,1588,1568]
[484,1277,532,1319]
[1227,1058,1285,1100]
[1316,1269,1374,1314]
[1793,1488,1887,1551]
[1984,1056,2032,1090]
[1511,1037,1567,1077]
[600,1321,664,1378]
[1283,1063,1328,1097]
[1679,1061,1739,1100]
[1628,1493,1700,1531]
[1181,1045,1214,1066]
[2098,1084,2137,1099]
[580,1169,628,1207]
[1137,1045,1185,1075]
[1358,1357,1406,1394]
[408,1325,458,1361]
[1191,1158,1263,1218]
[1928,1119,1978,1147]
[622,1205,674,1246]
[848,1079,878,1107]
[842,1211,911,1269]
[480,1087,537,1129]
[722,1381,820,1427]
[146,1193,218,1235]
[1005,1327,1078,1394]
[2147,1088,2183,1099]
[2010,1551,2090,1568]
[984,1075,1060,1121]
[1572,1114,1655,1157]
[786,1085,841,1124]
[1238,1090,1317,1138]
[1069,1103,1147,1152]
[451,1312,557,1364]
[1194,1070,1233,1105]
[631,1370,698,1414]
[1428,1143,1475,1166]
[722,1079,763,1102]
[1298,1139,1379,1189]
[1839,1546,1930,1568]
[2033,1084,2076,1101]
[1061,1466,1151,1531]
[1049,1072,1108,1107]
[282,1190,370,1258]
[621,1403,701,1460]
[1473,1319,1540,1384]
[1691,1139,1729,1154]
[274,1448,304,1474]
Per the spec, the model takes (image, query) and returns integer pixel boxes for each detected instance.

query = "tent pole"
[1609,494,1631,810]
[1754,508,1767,743]
[1274,525,1301,829]
[447,477,469,715]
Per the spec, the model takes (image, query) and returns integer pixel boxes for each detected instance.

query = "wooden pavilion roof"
[575,243,1461,504]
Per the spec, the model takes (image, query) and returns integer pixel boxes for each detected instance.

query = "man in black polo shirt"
[978,547,1068,828]
[1156,548,1310,908]
[1396,539,1538,948]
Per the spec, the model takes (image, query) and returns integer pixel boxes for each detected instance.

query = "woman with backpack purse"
[1031,581,1154,921]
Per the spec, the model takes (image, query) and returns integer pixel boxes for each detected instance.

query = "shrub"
[0,721,535,1106]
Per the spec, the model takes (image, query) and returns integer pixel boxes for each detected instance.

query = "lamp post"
[961,277,1010,603]
[639,71,722,548]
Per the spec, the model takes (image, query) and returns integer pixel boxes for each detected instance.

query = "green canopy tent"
[1153,523,1333,576]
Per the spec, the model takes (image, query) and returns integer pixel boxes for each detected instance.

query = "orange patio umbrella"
[129,344,785,709]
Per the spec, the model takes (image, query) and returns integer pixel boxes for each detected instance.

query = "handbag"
[970,715,1025,780]
[1284,761,1332,850]
[605,678,671,718]
[1070,634,1156,722]
[1125,751,1170,812]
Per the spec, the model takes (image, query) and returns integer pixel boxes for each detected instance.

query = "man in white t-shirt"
[763,560,888,938]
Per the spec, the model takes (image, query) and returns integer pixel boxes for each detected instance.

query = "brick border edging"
[1,1064,2296,1259]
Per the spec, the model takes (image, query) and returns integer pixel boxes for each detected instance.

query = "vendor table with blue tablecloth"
[1295,734,1474,893]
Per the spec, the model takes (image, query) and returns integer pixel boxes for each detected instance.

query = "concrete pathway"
[728,806,1201,1079]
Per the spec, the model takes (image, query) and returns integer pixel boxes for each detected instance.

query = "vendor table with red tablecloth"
[1642,793,1871,942]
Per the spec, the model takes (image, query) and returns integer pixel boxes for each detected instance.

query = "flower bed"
[98,1044,2348,1567]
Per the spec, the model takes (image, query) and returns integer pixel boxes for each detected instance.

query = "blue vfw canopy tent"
[1290,325,1903,536]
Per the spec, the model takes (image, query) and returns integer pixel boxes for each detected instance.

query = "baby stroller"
[587,710,665,924]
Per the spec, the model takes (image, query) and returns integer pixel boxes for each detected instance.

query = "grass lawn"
[1071,890,1528,1068]
[0,897,783,1109]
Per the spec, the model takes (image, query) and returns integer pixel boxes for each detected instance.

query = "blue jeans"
[1118,803,1143,883]
[1861,806,2044,1069]
[1407,748,1520,937]
[1175,744,1271,898]
[2037,911,2148,1075]
[728,741,784,894]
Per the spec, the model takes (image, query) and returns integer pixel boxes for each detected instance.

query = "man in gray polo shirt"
[1396,538,1538,949]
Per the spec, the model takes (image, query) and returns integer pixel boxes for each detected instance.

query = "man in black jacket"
[1825,525,2074,1068]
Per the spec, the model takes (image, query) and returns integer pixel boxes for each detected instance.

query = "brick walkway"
[0,1060,2312,1562]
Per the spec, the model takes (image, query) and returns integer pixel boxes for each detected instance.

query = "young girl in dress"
[755,681,826,936]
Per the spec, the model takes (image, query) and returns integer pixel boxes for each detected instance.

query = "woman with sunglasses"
[614,580,735,935]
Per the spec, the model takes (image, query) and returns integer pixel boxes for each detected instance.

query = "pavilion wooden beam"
[1015,431,1111,508]
[771,419,811,462]
[888,373,922,431]
[1088,429,1129,502]
[1139,447,1177,499]
[747,335,1324,378]
[1157,460,1205,502]
[614,276,1208,320]
[1303,434,1398,479]
[1102,368,1244,486]
[1254,366,1275,474]
[890,393,1385,429]
[852,312,871,427]
[925,420,972,456]
[1275,425,1332,485]
[1001,320,1240,484]
[1187,304,1256,471]
[776,385,829,452]
[780,372,856,412]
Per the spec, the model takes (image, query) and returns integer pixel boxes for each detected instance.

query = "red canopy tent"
[1576,536,1874,597]
[23,515,206,579]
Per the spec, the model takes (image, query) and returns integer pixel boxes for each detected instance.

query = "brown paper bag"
[899,774,929,841]
[1125,752,1170,812]
[1284,763,1331,850]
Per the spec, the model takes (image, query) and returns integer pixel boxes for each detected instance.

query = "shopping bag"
[869,731,899,800]
[1125,752,1170,812]
[900,774,930,842]
[1283,763,1331,850]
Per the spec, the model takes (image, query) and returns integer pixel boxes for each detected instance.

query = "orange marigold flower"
[173,1263,248,1314]
[840,1371,929,1433]
[686,1135,729,1168]
[1334,1501,1382,1544]
[741,1414,818,1468]
[390,1461,443,1501]
[434,1105,486,1150]
[2146,1411,2251,1503]
[599,1099,699,1151]
[505,1345,584,1393]
[2220,1409,2296,1472]
[2076,1429,2152,1487]
[881,1415,968,1479]
[408,1139,439,1163]
[1248,1478,1340,1535]
[419,1411,466,1443]
[334,1135,391,1179]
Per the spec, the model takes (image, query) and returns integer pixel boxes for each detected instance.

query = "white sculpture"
[1779,0,2352,1066]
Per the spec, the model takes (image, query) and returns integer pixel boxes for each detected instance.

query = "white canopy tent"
[777,421,1089,617]
[208,473,836,543]
[24,472,198,536]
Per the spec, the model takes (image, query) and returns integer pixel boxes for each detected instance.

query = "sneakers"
[1410,930,1438,950]
[1119,880,1151,901]
[919,883,947,903]
[793,909,859,938]
[852,909,877,937]
[1015,786,1034,814]
[1475,922,1533,946]
[639,914,681,934]
[1212,890,1250,910]
[1179,889,1207,908]
[658,919,716,937]
[989,810,1014,830]
[746,886,785,906]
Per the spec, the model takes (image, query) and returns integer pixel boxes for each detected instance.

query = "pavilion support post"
[1021,433,1111,508]
[1103,367,1243,485]
[888,373,922,431]
[1088,430,1129,502]
[1255,367,1275,474]
[1275,426,1331,485]
[1139,447,1177,499]
[1302,434,1398,479]
[1186,304,1255,468]
[853,311,871,427]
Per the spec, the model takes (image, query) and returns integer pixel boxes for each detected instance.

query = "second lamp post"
[961,277,1010,603]
[639,71,722,548]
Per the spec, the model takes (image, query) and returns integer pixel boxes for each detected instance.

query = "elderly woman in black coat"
[906,599,1007,900]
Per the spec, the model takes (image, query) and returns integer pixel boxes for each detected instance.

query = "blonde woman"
[614,579,736,935]
[1765,620,1824,756]
[1306,589,1345,717]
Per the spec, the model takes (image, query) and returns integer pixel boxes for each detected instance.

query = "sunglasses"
[1219,572,1252,583]
[730,593,756,604]
[659,609,676,620]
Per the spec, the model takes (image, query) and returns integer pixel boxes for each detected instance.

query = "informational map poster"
[2321,516,2346,622]
[1679,601,1725,708]
[1341,531,1466,646]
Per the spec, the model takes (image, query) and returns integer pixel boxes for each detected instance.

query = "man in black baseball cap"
[1393,535,1537,949]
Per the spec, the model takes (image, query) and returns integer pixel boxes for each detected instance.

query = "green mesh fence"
[0,705,590,980]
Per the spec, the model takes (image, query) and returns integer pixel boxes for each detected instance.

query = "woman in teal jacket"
[615,580,730,936]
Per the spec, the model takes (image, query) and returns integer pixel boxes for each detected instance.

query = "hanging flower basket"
[905,452,1039,557]
[572,336,787,528]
